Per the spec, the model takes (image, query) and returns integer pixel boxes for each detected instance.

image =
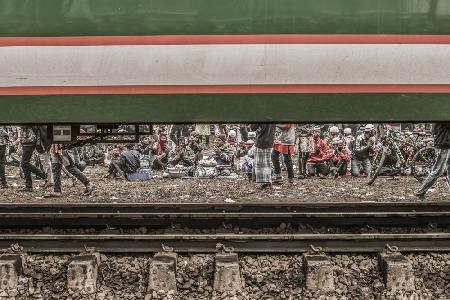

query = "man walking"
[250,123,276,188]
[46,144,94,198]
[19,126,48,192]
[0,126,8,188]
[415,123,450,200]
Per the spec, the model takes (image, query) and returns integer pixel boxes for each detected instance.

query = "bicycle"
[367,127,426,185]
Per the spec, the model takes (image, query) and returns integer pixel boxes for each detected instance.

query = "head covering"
[190,131,200,137]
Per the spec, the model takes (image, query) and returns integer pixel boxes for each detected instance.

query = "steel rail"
[0,202,449,227]
[1,233,450,253]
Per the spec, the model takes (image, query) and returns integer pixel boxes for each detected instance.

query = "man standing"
[415,123,450,200]
[250,123,276,188]
[0,126,8,188]
[272,124,295,184]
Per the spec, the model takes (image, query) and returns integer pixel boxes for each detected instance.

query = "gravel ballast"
[0,166,449,204]
[3,253,449,300]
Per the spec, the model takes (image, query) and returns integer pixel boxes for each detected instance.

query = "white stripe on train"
[1,44,450,87]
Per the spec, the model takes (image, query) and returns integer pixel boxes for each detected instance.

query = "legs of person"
[299,152,308,177]
[107,161,117,177]
[282,153,294,180]
[362,158,372,176]
[52,163,63,193]
[351,159,361,177]
[254,148,272,185]
[21,144,36,188]
[271,149,282,178]
[307,163,316,176]
[41,152,53,185]
[338,161,348,176]
[317,162,330,176]
[0,145,6,186]
[65,164,90,186]
[416,149,450,196]
[76,161,87,172]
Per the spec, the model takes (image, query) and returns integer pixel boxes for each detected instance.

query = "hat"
[248,132,256,138]
[228,130,237,138]
[331,137,342,145]
[190,131,200,137]
[245,139,255,145]
[364,124,375,132]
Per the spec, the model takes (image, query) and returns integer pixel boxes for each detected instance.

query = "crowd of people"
[0,123,446,200]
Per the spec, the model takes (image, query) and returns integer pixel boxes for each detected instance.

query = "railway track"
[0,202,449,253]
[0,233,450,253]
[0,202,450,227]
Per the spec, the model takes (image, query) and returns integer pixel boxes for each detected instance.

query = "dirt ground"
[0,165,449,203]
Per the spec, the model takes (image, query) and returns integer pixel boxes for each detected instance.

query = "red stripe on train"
[1,34,450,46]
[1,84,450,95]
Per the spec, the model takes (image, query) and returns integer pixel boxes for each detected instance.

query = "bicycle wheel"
[367,148,387,185]
[411,147,437,182]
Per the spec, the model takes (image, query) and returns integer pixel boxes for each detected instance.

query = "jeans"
[0,145,6,184]
[416,148,450,196]
[21,144,46,188]
[298,152,309,176]
[307,162,330,176]
[351,158,371,176]
[39,152,53,184]
[271,149,294,179]
[53,162,89,193]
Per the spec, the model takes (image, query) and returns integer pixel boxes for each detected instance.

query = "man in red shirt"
[306,126,333,177]
[329,137,351,178]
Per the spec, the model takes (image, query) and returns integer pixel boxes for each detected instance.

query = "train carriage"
[0,0,450,124]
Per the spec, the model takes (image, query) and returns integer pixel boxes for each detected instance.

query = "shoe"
[40,181,54,189]
[298,174,305,179]
[83,183,94,196]
[19,187,33,192]
[44,191,62,198]
[415,192,426,201]
[273,174,282,183]
[288,178,295,184]
[259,183,272,190]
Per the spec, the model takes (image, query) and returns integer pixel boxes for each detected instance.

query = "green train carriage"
[0,0,449,125]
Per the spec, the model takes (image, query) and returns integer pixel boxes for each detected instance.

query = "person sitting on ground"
[151,132,170,170]
[106,147,141,179]
[211,135,233,166]
[168,138,194,167]
[187,131,204,164]
[227,130,238,149]
[306,126,333,177]
[237,139,256,181]
[329,137,351,178]
[350,124,376,176]
[297,124,314,179]
[343,127,354,151]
